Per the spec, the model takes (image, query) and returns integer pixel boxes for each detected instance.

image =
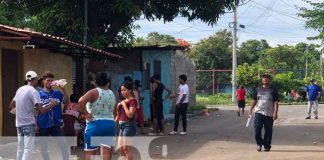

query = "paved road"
[1,104,324,160]
[149,104,324,160]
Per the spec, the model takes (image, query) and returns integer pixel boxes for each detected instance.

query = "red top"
[118,99,137,122]
[237,88,246,101]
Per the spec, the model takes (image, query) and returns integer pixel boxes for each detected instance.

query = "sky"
[133,0,322,47]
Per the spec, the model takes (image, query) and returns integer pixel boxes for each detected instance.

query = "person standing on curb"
[236,85,246,116]
[9,71,57,160]
[248,74,279,152]
[169,74,190,135]
[305,79,322,119]
[37,71,70,160]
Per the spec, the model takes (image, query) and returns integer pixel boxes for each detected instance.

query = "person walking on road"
[249,74,279,152]
[236,85,246,116]
[305,79,322,119]
[169,74,190,135]
[9,71,57,160]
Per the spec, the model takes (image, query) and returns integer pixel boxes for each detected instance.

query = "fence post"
[212,71,215,96]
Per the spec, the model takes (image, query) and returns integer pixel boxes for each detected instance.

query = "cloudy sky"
[133,0,322,46]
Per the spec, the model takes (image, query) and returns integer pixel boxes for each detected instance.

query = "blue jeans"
[119,122,137,137]
[17,124,35,160]
[39,126,69,160]
[254,113,274,149]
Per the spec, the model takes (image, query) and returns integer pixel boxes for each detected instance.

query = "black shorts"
[152,100,164,120]
[238,100,245,108]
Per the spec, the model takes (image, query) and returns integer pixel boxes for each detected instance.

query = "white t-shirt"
[176,84,189,104]
[14,85,41,127]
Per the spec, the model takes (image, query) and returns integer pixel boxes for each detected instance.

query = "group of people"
[11,70,190,160]
[236,75,322,152]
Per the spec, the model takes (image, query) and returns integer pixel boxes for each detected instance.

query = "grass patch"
[197,93,234,105]
[189,104,207,112]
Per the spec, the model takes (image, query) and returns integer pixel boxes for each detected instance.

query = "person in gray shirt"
[248,74,279,152]
[9,71,57,160]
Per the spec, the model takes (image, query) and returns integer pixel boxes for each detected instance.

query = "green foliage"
[272,72,303,93]
[237,63,269,88]
[133,32,180,46]
[298,1,324,42]
[0,0,236,48]
[191,30,233,89]
[196,93,233,105]
[238,39,270,65]
[188,104,207,112]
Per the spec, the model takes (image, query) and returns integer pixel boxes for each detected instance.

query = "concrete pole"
[83,0,88,93]
[305,45,309,78]
[321,50,323,78]
[232,0,237,102]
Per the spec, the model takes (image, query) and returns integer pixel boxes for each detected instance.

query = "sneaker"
[264,148,271,152]
[315,116,318,119]
[169,131,178,135]
[180,131,187,135]
[257,145,262,152]
[148,132,157,136]
[158,132,165,136]
[305,116,311,119]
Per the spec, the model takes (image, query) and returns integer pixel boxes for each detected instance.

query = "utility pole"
[232,0,238,102]
[305,45,308,78]
[321,49,323,78]
[83,0,88,93]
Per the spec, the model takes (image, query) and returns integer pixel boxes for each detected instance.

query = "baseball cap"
[26,71,38,80]
[311,79,316,82]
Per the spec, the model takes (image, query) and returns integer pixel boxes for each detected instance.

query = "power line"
[251,0,305,21]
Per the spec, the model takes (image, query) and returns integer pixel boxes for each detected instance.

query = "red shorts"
[137,106,144,125]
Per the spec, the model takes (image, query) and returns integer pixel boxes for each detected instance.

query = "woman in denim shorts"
[116,81,137,160]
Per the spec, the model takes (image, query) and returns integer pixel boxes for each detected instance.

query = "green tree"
[0,0,237,47]
[238,39,270,65]
[133,32,180,46]
[298,1,324,42]
[237,63,269,88]
[191,30,232,90]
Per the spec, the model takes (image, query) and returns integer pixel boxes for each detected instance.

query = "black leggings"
[173,103,189,132]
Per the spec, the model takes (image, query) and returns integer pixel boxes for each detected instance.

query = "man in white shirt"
[9,71,57,160]
[169,74,189,135]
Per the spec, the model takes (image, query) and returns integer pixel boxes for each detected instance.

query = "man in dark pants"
[38,71,70,160]
[169,74,189,135]
[249,74,279,152]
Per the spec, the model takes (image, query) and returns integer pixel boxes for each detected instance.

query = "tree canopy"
[298,1,324,42]
[133,32,180,46]
[0,0,237,48]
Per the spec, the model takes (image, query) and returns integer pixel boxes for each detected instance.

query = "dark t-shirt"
[154,83,164,101]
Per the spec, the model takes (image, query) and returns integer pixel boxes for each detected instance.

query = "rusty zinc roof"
[0,24,122,59]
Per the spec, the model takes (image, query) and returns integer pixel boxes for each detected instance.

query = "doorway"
[1,49,19,136]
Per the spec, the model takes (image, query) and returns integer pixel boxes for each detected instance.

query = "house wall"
[171,50,196,106]
[104,49,142,94]
[142,50,173,119]
[0,41,72,136]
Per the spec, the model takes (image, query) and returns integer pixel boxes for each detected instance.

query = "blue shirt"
[37,89,64,128]
[307,84,322,101]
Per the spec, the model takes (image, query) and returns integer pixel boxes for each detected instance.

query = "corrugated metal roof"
[0,24,122,59]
